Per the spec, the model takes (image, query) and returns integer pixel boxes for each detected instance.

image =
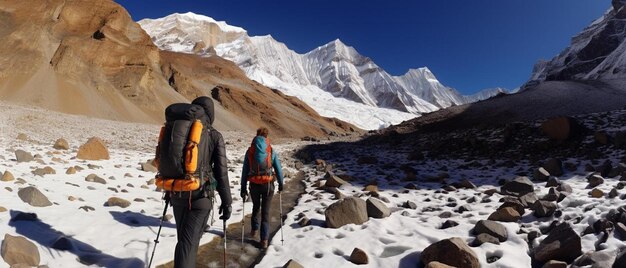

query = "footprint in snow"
[379,246,411,258]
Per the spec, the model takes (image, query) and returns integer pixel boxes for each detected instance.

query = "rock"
[499,200,525,216]
[426,261,455,268]
[349,247,368,265]
[546,177,560,187]
[533,223,582,263]
[66,167,77,174]
[282,259,304,268]
[364,185,379,193]
[473,220,508,242]
[0,234,40,266]
[141,161,157,173]
[0,207,6,212]
[402,201,417,209]
[1,171,15,181]
[572,251,615,268]
[472,233,500,246]
[85,174,106,184]
[587,174,604,188]
[519,192,540,207]
[366,197,390,219]
[610,188,619,198]
[616,222,626,240]
[488,207,521,222]
[542,260,567,268]
[31,166,56,177]
[532,200,557,218]
[14,150,34,163]
[53,138,69,150]
[324,197,368,228]
[541,116,584,141]
[357,156,378,165]
[556,183,573,194]
[615,248,626,268]
[421,237,480,268]
[501,177,534,196]
[458,179,476,189]
[543,158,564,177]
[324,172,350,188]
[76,137,109,160]
[441,220,459,229]
[590,188,604,198]
[534,167,550,181]
[104,197,131,208]
[16,133,28,141]
[298,216,310,227]
[18,187,52,207]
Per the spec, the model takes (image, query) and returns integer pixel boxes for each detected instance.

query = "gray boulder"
[533,223,582,263]
[501,177,534,196]
[324,171,350,188]
[532,200,557,218]
[85,174,106,184]
[543,158,564,176]
[420,237,479,268]
[325,197,368,228]
[15,150,34,163]
[366,197,390,219]
[18,187,52,207]
[0,234,40,266]
[473,220,508,242]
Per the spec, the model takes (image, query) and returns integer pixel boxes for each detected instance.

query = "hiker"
[158,96,232,268]
[240,127,284,249]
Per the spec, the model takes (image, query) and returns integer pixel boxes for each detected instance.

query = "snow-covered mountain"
[463,87,508,103]
[528,1,626,83]
[139,12,504,129]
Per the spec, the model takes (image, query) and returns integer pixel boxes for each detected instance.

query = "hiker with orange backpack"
[240,127,284,249]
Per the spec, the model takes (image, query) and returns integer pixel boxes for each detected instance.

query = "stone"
[542,260,567,268]
[546,177,560,188]
[472,233,500,246]
[541,116,583,141]
[420,237,480,268]
[66,167,77,174]
[441,220,459,229]
[458,179,476,189]
[572,251,615,268]
[14,150,34,163]
[364,185,379,193]
[534,167,550,181]
[590,188,604,198]
[616,222,626,240]
[426,261,455,268]
[533,223,582,263]
[473,220,508,242]
[519,192,539,207]
[587,174,604,188]
[610,188,619,198]
[17,187,52,207]
[141,161,157,173]
[543,158,564,177]
[488,207,521,222]
[324,172,350,188]
[1,171,15,181]
[349,247,368,265]
[532,201,557,218]
[0,207,6,212]
[53,138,69,150]
[0,234,40,266]
[104,197,131,208]
[76,137,109,160]
[31,166,55,177]
[366,197,390,219]
[499,200,525,216]
[16,133,28,141]
[324,197,368,228]
[85,174,106,184]
[556,183,573,194]
[298,216,310,227]
[615,248,626,268]
[282,259,304,268]
[402,201,417,209]
[501,176,534,196]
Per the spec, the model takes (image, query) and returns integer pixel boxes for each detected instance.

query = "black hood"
[192,96,215,125]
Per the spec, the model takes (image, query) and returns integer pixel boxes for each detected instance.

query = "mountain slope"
[139,13,505,129]
[0,0,357,138]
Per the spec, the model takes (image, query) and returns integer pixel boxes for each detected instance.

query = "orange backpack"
[247,138,274,184]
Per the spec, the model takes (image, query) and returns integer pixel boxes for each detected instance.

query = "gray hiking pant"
[172,204,211,268]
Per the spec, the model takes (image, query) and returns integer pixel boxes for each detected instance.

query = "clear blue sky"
[115,0,609,94]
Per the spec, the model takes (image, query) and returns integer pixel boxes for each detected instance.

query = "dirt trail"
[158,171,306,268]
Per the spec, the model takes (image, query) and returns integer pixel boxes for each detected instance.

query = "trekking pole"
[223,219,227,268]
[241,198,245,250]
[148,198,169,268]
[279,192,284,246]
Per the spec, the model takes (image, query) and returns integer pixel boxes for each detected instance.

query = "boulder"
[441,220,459,229]
[534,167,550,181]
[85,174,106,184]
[349,247,368,265]
[426,261,455,268]
[499,200,525,216]
[324,197,368,228]
[282,259,304,268]
[366,197,390,219]
[488,207,521,222]
[542,260,567,268]
[543,158,564,177]
[472,233,500,246]
[587,175,604,188]
[615,248,626,268]
[53,138,69,150]
[66,167,77,175]
[17,187,52,207]
[473,220,508,242]
[590,188,604,198]
[31,166,55,177]
[1,171,15,182]
[616,222,626,240]
[457,179,476,189]
[533,223,582,263]
[519,192,539,207]
[572,251,615,268]
[420,237,480,268]
[141,161,158,173]
[532,200,557,218]
[76,137,109,160]
[104,197,131,208]
[546,177,560,188]
[541,116,584,141]
[501,177,534,196]
[402,201,417,209]
[324,172,350,188]
[14,150,34,163]
[0,234,40,266]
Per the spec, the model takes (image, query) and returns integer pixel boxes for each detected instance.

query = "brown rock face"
[1,234,40,266]
[349,248,369,265]
[421,237,480,268]
[76,137,109,160]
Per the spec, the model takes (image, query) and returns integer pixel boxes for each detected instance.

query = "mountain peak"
[142,12,246,34]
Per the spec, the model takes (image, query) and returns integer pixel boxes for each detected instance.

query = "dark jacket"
[171,97,232,209]
[240,136,284,190]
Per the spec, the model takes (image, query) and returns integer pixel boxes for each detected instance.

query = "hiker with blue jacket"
[240,127,284,249]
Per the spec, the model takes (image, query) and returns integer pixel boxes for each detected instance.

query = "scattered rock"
[534,167,550,181]
[457,179,476,189]
[79,206,95,212]
[85,174,106,184]
[614,248,626,268]
[66,167,77,175]
[610,188,619,198]
[365,197,390,219]
[543,158,564,177]
[349,248,368,265]
[402,201,417,210]
[441,220,459,229]
[473,220,508,242]
[1,171,15,181]
[282,259,304,268]
[14,150,34,163]
[141,161,158,173]
[298,216,310,227]
[420,237,480,268]
[0,234,40,266]
[488,207,521,222]
[542,260,567,268]
[324,197,368,228]
[590,188,604,198]
[426,261,455,268]
[587,174,604,188]
[501,177,534,196]
[16,133,28,141]
[104,197,131,208]
[18,187,52,207]
[68,196,77,201]
[53,138,70,150]
[324,172,350,188]
[31,166,56,177]
[572,251,615,268]
[499,200,525,216]
[76,137,110,160]
[472,233,500,246]
[0,207,6,212]
[532,200,557,218]
[546,177,560,188]
[532,223,582,263]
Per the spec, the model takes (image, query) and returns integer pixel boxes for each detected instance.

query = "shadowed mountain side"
[159,51,360,138]
[0,0,360,138]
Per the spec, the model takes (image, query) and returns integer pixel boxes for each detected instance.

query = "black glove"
[278,184,284,192]
[240,189,248,199]
[219,204,232,220]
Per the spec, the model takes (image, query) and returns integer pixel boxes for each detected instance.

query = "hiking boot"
[250,230,257,237]
[260,239,268,249]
